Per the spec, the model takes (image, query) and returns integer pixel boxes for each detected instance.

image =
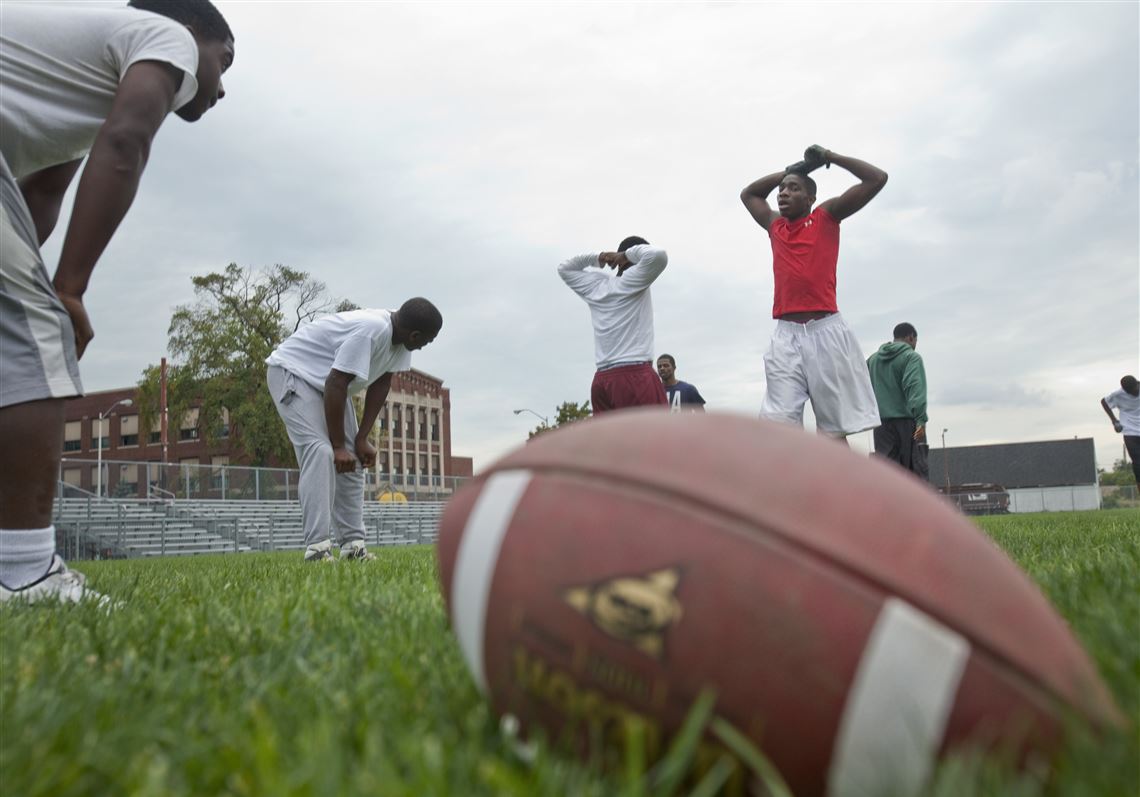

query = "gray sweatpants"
[267,365,365,548]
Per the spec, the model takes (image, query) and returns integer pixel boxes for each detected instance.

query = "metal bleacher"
[167,499,444,552]
[53,487,444,559]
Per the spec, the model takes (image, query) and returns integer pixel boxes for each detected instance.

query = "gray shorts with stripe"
[0,154,83,408]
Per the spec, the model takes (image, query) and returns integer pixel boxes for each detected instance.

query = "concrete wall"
[1007,485,1100,513]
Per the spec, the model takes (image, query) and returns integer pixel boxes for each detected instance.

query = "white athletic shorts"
[760,312,880,436]
[0,153,83,408]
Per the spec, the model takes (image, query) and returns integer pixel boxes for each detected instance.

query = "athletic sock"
[0,527,57,589]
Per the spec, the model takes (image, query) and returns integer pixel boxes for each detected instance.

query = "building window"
[92,417,111,451]
[117,464,139,497]
[180,408,200,442]
[120,414,139,447]
[147,462,166,494]
[392,407,402,437]
[64,421,82,452]
[430,411,439,442]
[219,408,230,438]
[63,468,82,487]
[211,456,229,490]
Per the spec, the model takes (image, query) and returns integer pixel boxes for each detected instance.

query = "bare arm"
[324,369,359,473]
[817,150,888,223]
[1102,398,1123,432]
[17,159,83,246]
[740,170,786,231]
[51,60,182,359]
[356,373,393,468]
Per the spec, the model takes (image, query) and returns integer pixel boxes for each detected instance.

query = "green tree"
[137,263,348,466]
[1098,458,1136,486]
[527,400,592,440]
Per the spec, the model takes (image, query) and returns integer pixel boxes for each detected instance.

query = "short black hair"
[657,354,675,367]
[1123,375,1139,393]
[893,322,917,340]
[784,173,817,197]
[618,236,648,253]
[129,0,234,42]
[399,297,443,334]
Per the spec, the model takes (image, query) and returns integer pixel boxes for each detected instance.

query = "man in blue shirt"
[657,354,706,413]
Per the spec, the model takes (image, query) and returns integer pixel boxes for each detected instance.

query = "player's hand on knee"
[333,446,358,473]
[354,437,377,468]
[55,291,94,359]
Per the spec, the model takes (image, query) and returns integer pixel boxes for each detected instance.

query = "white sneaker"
[304,540,336,562]
[0,555,112,607]
[340,540,376,561]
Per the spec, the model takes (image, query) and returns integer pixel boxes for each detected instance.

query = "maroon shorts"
[591,362,668,414]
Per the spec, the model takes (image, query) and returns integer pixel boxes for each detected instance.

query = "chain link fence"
[60,457,470,503]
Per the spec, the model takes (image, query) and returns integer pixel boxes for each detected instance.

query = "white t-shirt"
[1104,388,1140,436]
[558,244,667,369]
[0,4,199,179]
[266,309,413,395]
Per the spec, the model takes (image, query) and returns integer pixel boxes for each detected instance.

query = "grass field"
[1,510,1137,796]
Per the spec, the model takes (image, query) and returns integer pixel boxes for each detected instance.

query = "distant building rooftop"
[926,438,1097,489]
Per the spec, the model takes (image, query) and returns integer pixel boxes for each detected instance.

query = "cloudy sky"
[38,1,1139,473]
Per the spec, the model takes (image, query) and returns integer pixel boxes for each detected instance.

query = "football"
[436,410,1122,796]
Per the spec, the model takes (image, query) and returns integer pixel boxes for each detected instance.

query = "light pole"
[513,408,550,427]
[96,397,133,499]
[941,428,949,492]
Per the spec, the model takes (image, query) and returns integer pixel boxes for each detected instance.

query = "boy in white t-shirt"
[266,299,443,562]
[0,0,236,605]
[1101,374,1140,490]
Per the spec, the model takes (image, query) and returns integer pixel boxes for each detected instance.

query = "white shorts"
[760,313,880,436]
[0,153,82,408]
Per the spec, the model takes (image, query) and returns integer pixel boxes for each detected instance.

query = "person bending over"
[265,299,441,562]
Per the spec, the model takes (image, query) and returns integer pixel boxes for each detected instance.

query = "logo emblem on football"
[563,567,683,659]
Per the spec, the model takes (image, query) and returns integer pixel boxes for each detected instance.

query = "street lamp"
[96,397,133,499]
[941,428,950,492]
[513,408,550,426]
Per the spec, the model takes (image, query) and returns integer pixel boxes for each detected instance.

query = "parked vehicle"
[940,483,1011,515]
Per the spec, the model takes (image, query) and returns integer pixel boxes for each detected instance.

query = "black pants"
[1125,435,1140,481]
[873,418,929,478]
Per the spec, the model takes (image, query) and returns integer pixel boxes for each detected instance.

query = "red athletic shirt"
[768,206,840,317]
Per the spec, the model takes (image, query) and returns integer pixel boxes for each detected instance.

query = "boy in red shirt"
[740,146,888,439]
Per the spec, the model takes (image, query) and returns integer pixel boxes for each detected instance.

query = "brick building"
[61,369,473,496]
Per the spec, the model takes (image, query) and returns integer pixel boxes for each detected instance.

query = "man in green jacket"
[866,323,928,477]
